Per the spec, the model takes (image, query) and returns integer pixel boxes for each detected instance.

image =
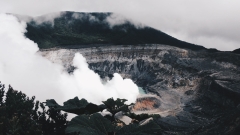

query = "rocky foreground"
[40,44,240,135]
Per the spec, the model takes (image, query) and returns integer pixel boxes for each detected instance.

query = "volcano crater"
[40,44,240,134]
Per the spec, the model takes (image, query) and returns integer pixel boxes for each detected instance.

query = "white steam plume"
[0,13,139,105]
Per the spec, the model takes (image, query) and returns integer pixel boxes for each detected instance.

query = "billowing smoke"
[0,13,139,105]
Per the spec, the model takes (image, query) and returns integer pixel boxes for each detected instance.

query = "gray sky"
[1,0,239,51]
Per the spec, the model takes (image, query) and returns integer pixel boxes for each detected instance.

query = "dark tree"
[0,82,68,135]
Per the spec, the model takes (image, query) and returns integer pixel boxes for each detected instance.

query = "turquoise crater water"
[138,87,146,95]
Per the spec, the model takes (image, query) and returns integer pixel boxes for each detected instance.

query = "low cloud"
[0,13,139,105]
[13,12,64,26]
[106,13,144,28]
[71,12,101,23]
[33,12,64,25]
[72,12,144,28]
[106,13,127,27]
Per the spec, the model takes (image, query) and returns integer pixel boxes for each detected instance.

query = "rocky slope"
[40,44,240,134]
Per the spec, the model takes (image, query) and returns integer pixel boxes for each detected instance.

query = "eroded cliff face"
[40,44,240,134]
